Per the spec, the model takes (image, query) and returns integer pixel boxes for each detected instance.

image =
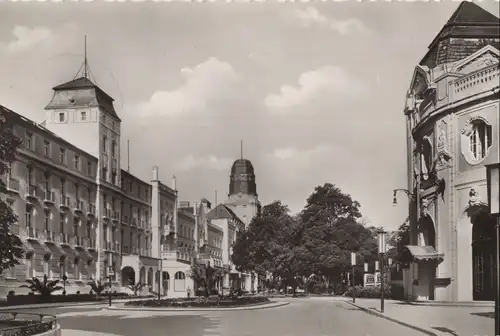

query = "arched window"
[469,120,492,161]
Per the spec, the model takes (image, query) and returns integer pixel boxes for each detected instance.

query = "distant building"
[401,1,499,301]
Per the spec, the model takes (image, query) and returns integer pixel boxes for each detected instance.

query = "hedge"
[343,285,393,299]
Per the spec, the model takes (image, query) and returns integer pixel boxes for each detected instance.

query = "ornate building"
[401,1,499,301]
[0,61,207,297]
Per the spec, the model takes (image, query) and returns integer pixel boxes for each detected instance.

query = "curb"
[0,298,155,311]
[105,301,290,312]
[344,300,439,336]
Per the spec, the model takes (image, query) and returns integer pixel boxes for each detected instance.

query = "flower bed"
[124,296,270,308]
[0,312,58,335]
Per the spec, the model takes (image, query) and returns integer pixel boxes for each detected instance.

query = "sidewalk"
[346,298,494,336]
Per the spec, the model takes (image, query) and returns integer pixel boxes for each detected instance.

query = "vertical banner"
[351,252,356,266]
[364,263,368,273]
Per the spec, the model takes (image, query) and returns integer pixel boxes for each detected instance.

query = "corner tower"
[224,141,261,227]
[44,39,122,187]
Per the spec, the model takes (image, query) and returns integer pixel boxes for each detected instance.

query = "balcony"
[72,236,83,247]
[87,204,96,217]
[112,210,120,223]
[26,227,38,240]
[6,178,20,193]
[113,242,121,253]
[25,185,39,202]
[103,209,112,220]
[59,196,71,210]
[131,218,137,226]
[104,241,112,251]
[43,190,56,206]
[74,200,85,214]
[140,220,145,228]
[121,216,129,225]
[83,237,96,250]
[41,230,55,243]
[59,233,70,245]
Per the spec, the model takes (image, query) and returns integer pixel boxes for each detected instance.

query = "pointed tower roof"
[420,1,499,66]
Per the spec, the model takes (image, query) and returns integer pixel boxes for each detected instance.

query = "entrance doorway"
[472,212,496,301]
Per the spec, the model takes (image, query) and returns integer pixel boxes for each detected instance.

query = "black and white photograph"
[0,0,499,335]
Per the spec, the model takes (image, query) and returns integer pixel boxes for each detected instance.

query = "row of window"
[179,225,194,240]
[25,131,94,177]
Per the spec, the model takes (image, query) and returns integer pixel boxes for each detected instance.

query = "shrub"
[344,285,392,299]
[124,296,270,308]
[391,284,405,300]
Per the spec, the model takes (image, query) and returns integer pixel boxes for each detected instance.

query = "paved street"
[21,298,428,336]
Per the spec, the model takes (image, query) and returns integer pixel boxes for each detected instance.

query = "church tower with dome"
[224,141,261,227]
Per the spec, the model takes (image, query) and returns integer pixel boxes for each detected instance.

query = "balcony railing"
[113,211,120,221]
[26,184,39,200]
[74,200,85,213]
[43,190,56,205]
[122,215,129,224]
[60,196,71,209]
[103,209,112,219]
[83,237,95,249]
[59,233,69,245]
[41,230,55,242]
[72,236,82,246]
[7,178,20,193]
[26,227,38,239]
[87,204,96,216]
[131,218,137,226]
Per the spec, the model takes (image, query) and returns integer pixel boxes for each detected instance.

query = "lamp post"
[378,230,387,313]
[351,252,356,303]
[157,258,162,301]
[486,163,500,336]
[108,266,113,307]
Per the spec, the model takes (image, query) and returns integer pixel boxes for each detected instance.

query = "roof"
[403,245,444,262]
[48,77,121,121]
[0,105,98,161]
[420,1,500,65]
[231,159,255,176]
[206,203,243,223]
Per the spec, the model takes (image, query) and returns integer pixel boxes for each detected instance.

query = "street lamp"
[351,252,356,303]
[377,230,387,313]
[486,163,500,336]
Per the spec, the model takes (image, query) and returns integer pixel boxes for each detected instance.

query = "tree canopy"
[0,112,23,275]
[231,184,380,287]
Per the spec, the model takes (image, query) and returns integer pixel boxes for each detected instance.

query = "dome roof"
[229,158,257,196]
[230,159,255,176]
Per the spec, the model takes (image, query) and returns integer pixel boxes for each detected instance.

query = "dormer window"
[74,155,80,170]
[43,140,50,157]
[58,112,65,123]
[60,148,66,164]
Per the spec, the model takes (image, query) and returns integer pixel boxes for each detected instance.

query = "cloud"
[2,26,54,54]
[291,7,368,35]
[173,154,234,172]
[264,66,365,110]
[269,144,337,173]
[137,57,240,117]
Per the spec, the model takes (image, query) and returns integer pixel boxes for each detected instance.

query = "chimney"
[172,175,177,190]
[152,166,159,181]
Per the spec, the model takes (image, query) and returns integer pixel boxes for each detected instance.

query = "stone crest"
[457,52,499,74]
[468,188,481,207]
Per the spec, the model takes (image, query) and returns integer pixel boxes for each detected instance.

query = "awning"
[62,245,76,261]
[403,245,444,262]
[75,246,93,260]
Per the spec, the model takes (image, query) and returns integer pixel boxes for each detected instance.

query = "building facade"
[401,1,499,302]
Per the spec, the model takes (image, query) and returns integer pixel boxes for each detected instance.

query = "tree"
[20,275,63,297]
[295,183,378,285]
[187,260,224,297]
[126,280,146,296]
[88,279,107,298]
[387,218,410,263]
[0,110,24,276]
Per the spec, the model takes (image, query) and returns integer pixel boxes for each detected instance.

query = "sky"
[1,0,499,231]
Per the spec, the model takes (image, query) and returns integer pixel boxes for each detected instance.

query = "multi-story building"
[0,57,263,297]
[400,1,499,302]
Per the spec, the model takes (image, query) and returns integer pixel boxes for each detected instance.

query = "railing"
[103,209,112,219]
[7,178,20,192]
[43,230,55,242]
[60,196,71,208]
[59,233,69,244]
[131,218,137,226]
[75,200,85,212]
[0,311,58,336]
[72,236,82,246]
[43,190,56,203]
[26,184,38,199]
[452,64,499,102]
[87,204,96,216]
[122,215,129,224]
[26,227,37,239]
